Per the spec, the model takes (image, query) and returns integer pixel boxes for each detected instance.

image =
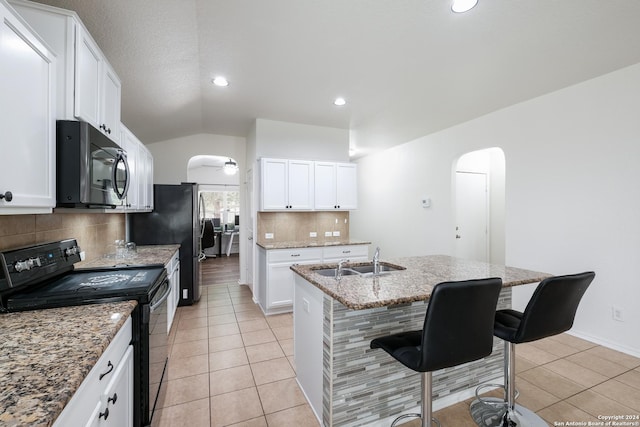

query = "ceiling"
[30,0,640,157]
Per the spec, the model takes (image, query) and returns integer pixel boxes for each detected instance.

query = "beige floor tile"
[257,378,307,414]
[266,313,293,329]
[209,347,249,371]
[177,307,208,320]
[177,315,209,330]
[210,387,264,427]
[585,346,640,369]
[519,366,585,399]
[151,397,210,427]
[227,417,268,427]
[537,400,596,425]
[568,389,638,417]
[279,338,294,356]
[515,355,536,373]
[171,339,209,359]
[548,333,598,351]
[593,379,640,411]
[167,353,209,380]
[174,326,209,344]
[245,341,286,364]
[616,369,640,390]
[207,298,233,307]
[208,312,238,325]
[567,351,629,377]
[432,402,477,426]
[544,358,609,388]
[242,329,277,346]
[265,404,320,427]
[287,355,296,372]
[209,334,244,352]
[207,304,235,315]
[234,302,260,313]
[251,357,296,385]
[236,310,266,322]
[516,343,561,365]
[238,318,271,333]
[209,322,240,338]
[271,325,293,341]
[528,336,582,358]
[210,365,255,396]
[159,373,209,408]
[512,377,561,411]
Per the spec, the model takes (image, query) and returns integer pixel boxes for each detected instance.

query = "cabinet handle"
[108,392,118,405]
[99,407,109,420]
[291,254,300,257]
[342,250,351,254]
[0,191,12,202]
[99,361,114,380]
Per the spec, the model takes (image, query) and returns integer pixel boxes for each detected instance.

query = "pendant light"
[223,158,238,175]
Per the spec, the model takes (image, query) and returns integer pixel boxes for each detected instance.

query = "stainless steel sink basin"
[314,268,359,277]
[312,262,405,278]
[349,263,405,275]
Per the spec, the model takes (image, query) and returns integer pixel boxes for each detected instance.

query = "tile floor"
[152,258,640,427]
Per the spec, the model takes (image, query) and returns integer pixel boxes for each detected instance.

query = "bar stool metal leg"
[390,372,440,427]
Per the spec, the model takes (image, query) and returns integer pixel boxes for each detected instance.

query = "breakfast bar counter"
[291,255,550,427]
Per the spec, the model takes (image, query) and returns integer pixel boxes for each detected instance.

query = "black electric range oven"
[0,239,169,427]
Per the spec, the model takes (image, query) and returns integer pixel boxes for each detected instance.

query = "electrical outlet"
[612,305,624,322]
[182,289,188,299]
[324,231,332,237]
[309,232,317,238]
[332,231,340,237]
[265,233,274,239]
[303,298,310,313]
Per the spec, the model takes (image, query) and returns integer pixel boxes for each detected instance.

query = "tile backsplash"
[0,213,126,265]
[257,211,349,245]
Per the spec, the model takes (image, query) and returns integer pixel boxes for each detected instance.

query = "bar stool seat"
[470,271,595,427]
[370,278,503,427]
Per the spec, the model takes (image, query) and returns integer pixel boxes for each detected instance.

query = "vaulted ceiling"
[31,0,640,157]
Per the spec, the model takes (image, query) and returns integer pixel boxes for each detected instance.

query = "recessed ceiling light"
[451,0,478,13]
[212,76,229,87]
[334,97,346,106]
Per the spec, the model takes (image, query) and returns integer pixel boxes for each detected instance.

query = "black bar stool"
[370,278,503,427]
[470,271,595,427]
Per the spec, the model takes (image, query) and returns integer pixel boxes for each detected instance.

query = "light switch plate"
[265,233,274,239]
[332,231,340,237]
[324,231,332,237]
[309,232,317,237]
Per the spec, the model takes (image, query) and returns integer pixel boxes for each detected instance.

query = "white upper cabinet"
[10,0,122,143]
[314,162,357,210]
[119,124,153,212]
[0,0,56,214]
[260,158,314,211]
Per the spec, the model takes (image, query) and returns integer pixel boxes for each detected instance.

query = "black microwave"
[56,120,130,208]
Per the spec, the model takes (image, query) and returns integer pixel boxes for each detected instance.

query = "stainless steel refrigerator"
[129,183,202,305]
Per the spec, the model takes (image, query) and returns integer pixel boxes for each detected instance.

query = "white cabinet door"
[101,62,121,143]
[261,158,288,210]
[74,25,101,127]
[335,163,358,210]
[287,160,314,209]
[99,345,134,427]
[0,1,56,214]
[140,146,154,210]
[119,126,138,210]
[313,162,337,210]
[267,262,296,309]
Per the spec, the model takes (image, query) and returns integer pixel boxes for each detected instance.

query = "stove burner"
[78,273,130,287]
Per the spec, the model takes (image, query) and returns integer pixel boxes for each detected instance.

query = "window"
[200,190,239,228]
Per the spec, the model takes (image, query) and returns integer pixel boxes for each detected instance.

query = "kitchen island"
[291,255,550,427]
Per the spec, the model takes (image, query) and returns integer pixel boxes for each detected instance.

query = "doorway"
[454,148,505,263]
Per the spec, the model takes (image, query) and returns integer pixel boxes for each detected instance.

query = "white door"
[455,172,489,262]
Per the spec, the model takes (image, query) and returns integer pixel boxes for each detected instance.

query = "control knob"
[64,246,78,257]
[14,260,30,272]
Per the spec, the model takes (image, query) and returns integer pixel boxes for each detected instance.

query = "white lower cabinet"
[257,244,370,315]
[258,247,322,315]
[53,317,133,427]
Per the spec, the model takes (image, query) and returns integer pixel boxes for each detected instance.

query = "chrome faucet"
[336,259,349,280]
[373,247,380,275]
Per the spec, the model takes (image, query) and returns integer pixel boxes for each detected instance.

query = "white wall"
[351,63,640,356]
[254,119,349,161]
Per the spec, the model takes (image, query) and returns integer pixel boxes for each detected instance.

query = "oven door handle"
[149,282,171,313]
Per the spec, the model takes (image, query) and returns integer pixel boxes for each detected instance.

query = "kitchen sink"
[312,262,405,278]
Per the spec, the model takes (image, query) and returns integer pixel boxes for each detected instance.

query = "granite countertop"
[81,244,180,268]
[0,301,137,427]
[257,239,371,250]
[290,255,552,310]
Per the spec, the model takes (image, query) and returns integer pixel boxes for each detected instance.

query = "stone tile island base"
[294,275,511,427]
